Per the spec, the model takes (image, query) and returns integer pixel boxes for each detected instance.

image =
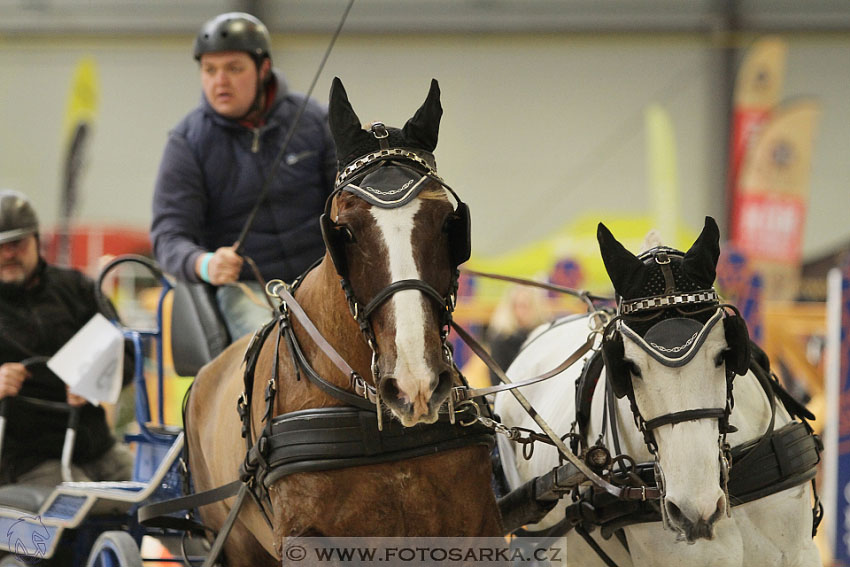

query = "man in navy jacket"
[151,12,336,339]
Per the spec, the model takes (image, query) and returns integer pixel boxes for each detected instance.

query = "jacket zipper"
[252,128,261,153]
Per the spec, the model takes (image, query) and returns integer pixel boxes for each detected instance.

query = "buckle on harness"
[370,122,390,150]
[370,122,389,139]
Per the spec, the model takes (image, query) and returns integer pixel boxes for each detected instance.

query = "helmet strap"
[240,57,270,124]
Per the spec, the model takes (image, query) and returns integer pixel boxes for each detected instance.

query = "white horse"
[496,218,821,567]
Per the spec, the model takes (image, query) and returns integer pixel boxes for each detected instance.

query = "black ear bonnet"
[320,77,471,279]
[597,218,751,399]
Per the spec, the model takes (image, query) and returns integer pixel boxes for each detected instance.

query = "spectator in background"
[150,12,336,339]
[461,284,551,388]
[485,285,551,385]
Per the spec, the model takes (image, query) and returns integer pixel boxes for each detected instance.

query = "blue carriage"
[0,255,221,566]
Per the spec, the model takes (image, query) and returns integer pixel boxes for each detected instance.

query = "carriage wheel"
[85,531,142,567]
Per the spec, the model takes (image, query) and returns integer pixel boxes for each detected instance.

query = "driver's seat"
[169,282,231,377]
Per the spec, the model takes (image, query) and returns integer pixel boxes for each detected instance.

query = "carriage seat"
[0,484,54,513]
[170,282,231,377]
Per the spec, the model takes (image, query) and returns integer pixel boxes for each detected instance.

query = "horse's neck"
[290,258,373,388]
[726,368,788,445]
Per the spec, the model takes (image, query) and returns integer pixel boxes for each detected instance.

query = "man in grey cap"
[0,190,133,487]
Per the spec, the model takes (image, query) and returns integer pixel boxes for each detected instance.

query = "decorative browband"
[619,289,718,315]
[336,148,439,189]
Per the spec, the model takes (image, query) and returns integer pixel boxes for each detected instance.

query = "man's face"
[200,51,268,119]
[0,234,38,285]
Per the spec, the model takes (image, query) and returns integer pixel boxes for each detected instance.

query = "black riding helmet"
[0,190,38,245]
[193,12,273,121]
[193,12,271,67]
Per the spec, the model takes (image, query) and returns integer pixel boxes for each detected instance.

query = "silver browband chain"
[619,289,718,315]
[336,149,440,189]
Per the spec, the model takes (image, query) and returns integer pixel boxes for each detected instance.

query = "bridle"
[319,123,471,426]
[600,247,751,529]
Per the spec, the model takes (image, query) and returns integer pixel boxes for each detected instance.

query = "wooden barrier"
[762,301,826,431]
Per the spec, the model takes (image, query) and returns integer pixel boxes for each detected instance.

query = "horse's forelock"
[640,229,664,253]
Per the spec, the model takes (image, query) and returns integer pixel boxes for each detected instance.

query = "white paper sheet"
[47,313,124,405]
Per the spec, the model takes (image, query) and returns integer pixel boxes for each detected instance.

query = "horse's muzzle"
[379,368,454,425]
[665,495,726,543]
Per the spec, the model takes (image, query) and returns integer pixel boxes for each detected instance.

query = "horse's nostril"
[431,370,453,400]
[379,376,405,404]
[666,500,685,526]
[712,495,726,521]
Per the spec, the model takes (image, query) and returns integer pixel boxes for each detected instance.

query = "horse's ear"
[329,77,370,161]
[682,216,721,288]
[401,79,442,152]
[597,222,646,299]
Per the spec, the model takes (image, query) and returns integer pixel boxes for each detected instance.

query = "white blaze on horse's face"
[624,321,729,542]
[369,196,451,426]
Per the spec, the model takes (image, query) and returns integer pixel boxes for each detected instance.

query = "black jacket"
[0,260,118,482]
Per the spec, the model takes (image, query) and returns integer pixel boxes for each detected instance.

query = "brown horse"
[185,78,503,565]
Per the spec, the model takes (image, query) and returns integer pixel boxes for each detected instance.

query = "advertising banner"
[727,37,786,234]
[732,101,820,300]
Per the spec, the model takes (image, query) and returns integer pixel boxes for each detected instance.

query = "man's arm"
[151,132,209,282]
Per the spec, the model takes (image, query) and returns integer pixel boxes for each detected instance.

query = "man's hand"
[197,246,243,285]
[65,388,89,408]
[0,363,29,400]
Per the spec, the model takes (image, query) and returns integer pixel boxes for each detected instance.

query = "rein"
[459,268,613,307]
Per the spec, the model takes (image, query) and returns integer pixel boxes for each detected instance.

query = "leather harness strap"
[449,322,629,501]
[272,282,379,405]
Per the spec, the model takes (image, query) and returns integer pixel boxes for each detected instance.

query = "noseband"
[319,124,471,424]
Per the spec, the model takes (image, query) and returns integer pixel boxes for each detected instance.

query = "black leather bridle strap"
[643,407,727,431]
[361,279,449,319]
[272,283,376,402]
[285,320,378,410]
[201,482,251,567]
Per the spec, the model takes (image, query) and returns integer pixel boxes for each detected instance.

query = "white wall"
[0,32,847,260]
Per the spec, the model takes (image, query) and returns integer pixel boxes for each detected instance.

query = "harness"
[236,293,495,504]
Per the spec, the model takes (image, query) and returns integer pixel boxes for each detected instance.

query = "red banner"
[733,193,806,262]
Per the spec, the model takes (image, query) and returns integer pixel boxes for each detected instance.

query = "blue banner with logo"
[835,262,850,564]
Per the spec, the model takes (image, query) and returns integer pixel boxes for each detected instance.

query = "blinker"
[344,166,426,208]
[621,310,724,368]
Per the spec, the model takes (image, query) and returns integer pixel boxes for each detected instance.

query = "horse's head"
[321,77,471,426]
[597,217,751,542]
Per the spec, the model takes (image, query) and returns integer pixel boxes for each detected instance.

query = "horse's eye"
[714,350,729,368]
[338,226,355,243]
[627,360,642,379]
